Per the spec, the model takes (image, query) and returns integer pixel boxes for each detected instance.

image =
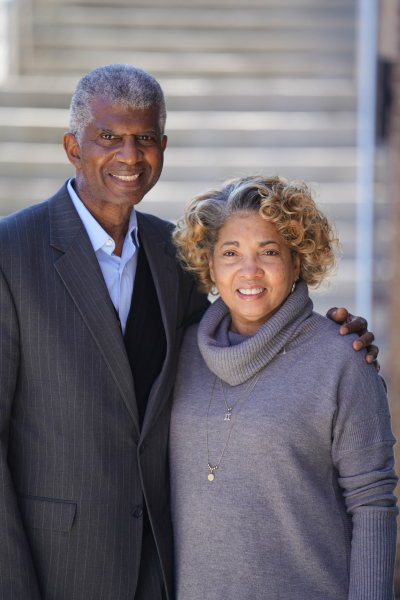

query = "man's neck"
[73,178,133,257]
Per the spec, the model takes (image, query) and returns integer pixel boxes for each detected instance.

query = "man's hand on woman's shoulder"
[326,307,380,372]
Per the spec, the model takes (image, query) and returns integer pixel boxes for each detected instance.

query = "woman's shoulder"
[294,311,373,371]
[304,312,386,391]
[181,322,200,348]
[178,323,204,369]
[175,323,212,394]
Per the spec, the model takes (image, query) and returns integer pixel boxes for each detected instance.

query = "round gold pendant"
[208,473,214,482]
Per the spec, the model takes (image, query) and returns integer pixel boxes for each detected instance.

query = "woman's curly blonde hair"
[173,175,340,294]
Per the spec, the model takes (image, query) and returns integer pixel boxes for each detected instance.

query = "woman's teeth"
[111,174,140,181]
[238,288,264,295]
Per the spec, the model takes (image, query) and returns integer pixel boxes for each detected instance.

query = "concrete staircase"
[0,0,390,331]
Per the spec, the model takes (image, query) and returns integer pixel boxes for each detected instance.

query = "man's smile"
[110,173,141,181]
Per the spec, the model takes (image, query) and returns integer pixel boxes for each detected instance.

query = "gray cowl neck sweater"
[170,279,398,600]
[198,279,316,385]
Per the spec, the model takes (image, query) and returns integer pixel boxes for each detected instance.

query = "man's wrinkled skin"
[63,98,167,257]
[326,307,380,372]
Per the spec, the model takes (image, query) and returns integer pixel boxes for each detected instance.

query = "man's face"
[66,96,167,208]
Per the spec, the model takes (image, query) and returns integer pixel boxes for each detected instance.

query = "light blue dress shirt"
[67,178,139,336]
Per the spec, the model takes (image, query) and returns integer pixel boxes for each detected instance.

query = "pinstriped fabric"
[0,183,210,600]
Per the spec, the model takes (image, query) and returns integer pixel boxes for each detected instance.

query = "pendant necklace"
[220,371,259,421]
[206,367,265,482]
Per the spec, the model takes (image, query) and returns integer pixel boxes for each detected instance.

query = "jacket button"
[132,506,143,518]
[139,444,146,454]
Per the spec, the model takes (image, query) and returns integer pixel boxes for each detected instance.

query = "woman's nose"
[239,255,263,277]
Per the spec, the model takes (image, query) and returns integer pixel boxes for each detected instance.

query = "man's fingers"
[365,344,379,363]
[326,307,349,323]
[340,316,368,336]
[352,331,375,350]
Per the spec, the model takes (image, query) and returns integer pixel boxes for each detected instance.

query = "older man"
[0,64,377,600]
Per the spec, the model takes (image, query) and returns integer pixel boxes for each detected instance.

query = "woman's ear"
[293,252,301,279]
[207,250,215,283]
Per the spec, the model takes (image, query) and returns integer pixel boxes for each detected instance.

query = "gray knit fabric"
[170,280,398,600]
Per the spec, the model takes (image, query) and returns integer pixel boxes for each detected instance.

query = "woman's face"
[208,212,300,336]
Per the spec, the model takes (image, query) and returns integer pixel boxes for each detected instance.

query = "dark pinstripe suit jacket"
[0,183,209,600]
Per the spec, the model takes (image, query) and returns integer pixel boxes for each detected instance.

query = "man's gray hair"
[69,64,166,141]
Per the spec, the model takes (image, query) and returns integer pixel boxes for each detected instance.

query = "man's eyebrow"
[96,128,116,135]
[95,128,158,135]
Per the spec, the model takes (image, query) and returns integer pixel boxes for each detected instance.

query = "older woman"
[169,176,398,600]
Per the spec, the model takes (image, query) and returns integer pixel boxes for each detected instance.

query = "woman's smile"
[208,212,300,335]
[236,286,267,300]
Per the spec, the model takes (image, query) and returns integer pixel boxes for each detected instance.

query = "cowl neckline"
[197,279,314,386]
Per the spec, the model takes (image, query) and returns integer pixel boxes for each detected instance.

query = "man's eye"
[102,134,116,140]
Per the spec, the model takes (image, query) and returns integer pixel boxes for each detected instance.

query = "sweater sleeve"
[332,351,398,600]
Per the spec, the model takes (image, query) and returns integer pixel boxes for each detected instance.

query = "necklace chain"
[220,371,258,419]
[206,368,264,482]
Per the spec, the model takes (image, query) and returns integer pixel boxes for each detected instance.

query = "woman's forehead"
[218,213,280,242]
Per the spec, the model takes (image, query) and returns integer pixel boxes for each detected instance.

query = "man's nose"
[115,136,142,164]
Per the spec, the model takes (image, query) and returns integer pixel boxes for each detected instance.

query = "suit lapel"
[136,213,179,436]
[48,184,140,436]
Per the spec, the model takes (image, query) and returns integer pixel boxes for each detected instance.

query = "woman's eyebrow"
[221,241,239,247]
[259,240,280,248]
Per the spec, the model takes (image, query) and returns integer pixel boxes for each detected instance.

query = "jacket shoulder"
[0,201,49,232]
[0,201,50,261]
[136,211,174,243]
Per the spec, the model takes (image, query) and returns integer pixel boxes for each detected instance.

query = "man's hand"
[326,307,380,372]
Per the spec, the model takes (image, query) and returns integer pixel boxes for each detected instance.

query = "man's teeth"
[111,174,140,181]
[238,288,264,295]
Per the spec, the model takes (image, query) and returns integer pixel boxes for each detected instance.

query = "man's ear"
[63,133,82,170]
[162,135,168,151]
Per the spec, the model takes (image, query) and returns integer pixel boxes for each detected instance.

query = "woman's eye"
[264,250,278,256]
[223,251,236,257]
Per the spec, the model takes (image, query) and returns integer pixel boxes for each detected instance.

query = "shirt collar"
[67,178,139,253]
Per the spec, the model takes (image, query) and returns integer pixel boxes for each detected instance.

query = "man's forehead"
[89,95,160,131]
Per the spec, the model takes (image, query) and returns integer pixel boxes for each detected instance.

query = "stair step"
[34,26,354,52]
[0,142,356,182]
[0,77,357,110]
[31,49,355,78]
[0,142,356,166]
[0,107,355,129]
[34,6,355,30]
[36,0,354,7]
[0,177,358,214]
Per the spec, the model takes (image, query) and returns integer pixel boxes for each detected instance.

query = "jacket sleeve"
[332,351,398,600]
[0,267,42,599]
